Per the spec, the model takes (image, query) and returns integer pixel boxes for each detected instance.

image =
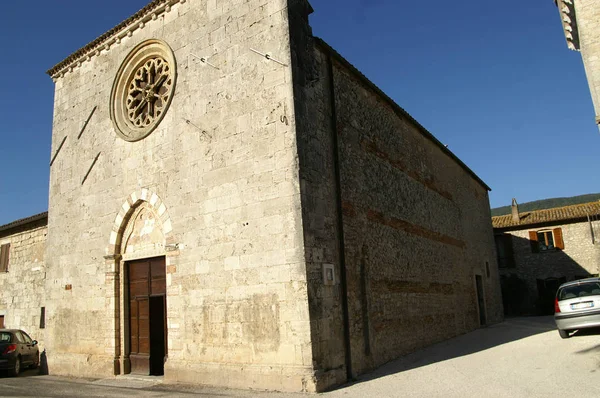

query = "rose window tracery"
[110,40,177,142]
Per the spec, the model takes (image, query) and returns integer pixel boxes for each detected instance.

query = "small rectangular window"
[40,307,45,329]
[495,234,515,268]
[0,243,10,272]
[0,315,4,329]
[537,231,555,251]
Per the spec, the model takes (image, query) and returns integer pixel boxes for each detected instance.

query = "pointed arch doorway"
[107,190,174,377]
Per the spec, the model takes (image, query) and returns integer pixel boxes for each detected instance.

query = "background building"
[493,200,600,315]
[0,213,48,338]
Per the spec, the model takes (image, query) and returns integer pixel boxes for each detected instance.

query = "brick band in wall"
[366,209,465,249]
[361,139,453,201]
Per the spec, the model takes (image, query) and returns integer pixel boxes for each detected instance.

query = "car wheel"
[31,352,39,369]
[9,356,21,377]
[559,329,570,339]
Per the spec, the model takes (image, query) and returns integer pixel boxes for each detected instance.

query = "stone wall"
[498,220,600,313]
[290,22,503,390]
[46,0,314,391]
[329,49,503,376]
[45,0,503,392]
[573,0,600,124]
[288,1,348,390]
[0,218,47,347]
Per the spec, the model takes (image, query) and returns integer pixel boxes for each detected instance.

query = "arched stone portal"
[103,189,175,376]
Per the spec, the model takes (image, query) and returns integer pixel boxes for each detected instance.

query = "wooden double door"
[128,257,167,376]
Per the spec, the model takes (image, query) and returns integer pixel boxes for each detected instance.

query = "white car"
[554,277,600,338]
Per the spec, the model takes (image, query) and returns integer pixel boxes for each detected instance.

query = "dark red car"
[0,329,39,376]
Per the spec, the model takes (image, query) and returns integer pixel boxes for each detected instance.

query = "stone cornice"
[46,0,185,80]
[556,0,580,51]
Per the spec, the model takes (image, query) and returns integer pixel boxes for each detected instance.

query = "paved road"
[1,317,599,397]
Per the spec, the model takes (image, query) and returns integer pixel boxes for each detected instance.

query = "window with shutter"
[537,230,554,251]
[529,228,564,252]
[495,234,516,268]
[528,231,539,253]
[0,244,10,272]
[553,228,565,249]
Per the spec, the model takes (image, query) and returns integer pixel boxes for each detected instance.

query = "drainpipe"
[326,54,353,381]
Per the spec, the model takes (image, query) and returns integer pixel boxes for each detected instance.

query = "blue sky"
[0,0,598,226]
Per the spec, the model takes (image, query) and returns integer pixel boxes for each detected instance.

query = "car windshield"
[558,282,600,301]
[0,332,11,343]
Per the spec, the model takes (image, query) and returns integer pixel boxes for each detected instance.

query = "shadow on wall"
[334,316,556,391]
[39,349,49,375]
[499,234,595,316]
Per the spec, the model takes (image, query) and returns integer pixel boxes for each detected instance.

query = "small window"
[0,243,10,272]
[529,228,564,253]
[537,231,555,251]
[40,307,45,329]
[494,234,515,268]
[0,315,4,329]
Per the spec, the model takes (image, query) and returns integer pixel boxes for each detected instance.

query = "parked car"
[0,329,39,376]
[554,277,600,339]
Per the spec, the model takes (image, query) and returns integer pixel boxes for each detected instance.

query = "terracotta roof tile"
[492,201,600,230]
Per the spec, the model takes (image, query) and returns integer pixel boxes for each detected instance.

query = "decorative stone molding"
[556,0,580,51]
[106,189,173,256]
[46,0,186,80]
[110,39,177,142]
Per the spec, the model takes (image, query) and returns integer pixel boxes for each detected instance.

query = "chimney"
[511,198,520,223]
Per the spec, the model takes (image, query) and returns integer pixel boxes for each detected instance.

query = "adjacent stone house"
[0,0,503,392]
[492,200,600,315]
[0,213,48,341]
[554,0,600,128]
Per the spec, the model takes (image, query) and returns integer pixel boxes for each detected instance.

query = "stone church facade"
[1,0,502,392]
[555,0,600,128]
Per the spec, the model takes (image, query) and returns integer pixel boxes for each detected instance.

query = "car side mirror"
[32,340,38,346]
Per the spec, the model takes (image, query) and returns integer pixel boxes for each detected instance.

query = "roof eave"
[493,215,589,231]
[0,212,48,234]
[556,0,581,51]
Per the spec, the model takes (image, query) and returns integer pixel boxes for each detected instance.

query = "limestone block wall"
[0,218,47,347]
[499,221,600,313]
[46,0,313,391]
[573,0,600,123]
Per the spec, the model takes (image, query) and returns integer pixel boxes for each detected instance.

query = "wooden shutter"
[553,228,564,250]
[504,234,516,267]
[528,231,539,253]
[0,244,9,272]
